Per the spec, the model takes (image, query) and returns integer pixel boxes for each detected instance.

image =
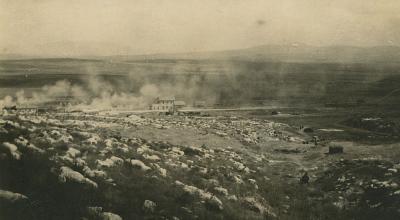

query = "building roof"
[157,96,175,101]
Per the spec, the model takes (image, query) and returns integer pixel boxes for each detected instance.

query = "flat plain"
[1,58,400,220]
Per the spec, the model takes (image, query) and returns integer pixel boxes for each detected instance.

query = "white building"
[150,97,186,112]
[150,97,175,112]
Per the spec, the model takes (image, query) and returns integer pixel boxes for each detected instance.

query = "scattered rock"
[66,147,81,158]
[101,212,123,220]
[143,200,157,213]
[58,166,98,188]
[214,186,228,196]
[96,156,124,168]
[242,197,276,217]
[129,159,151,171]
[0,189,28,202]
[2,142,21,160]
[143,154,161,161]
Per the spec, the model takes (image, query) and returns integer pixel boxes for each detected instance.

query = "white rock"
[101,212,123,220]
[130,159,151,171]
[169,147,185,158]
[232,161,245,171]
[388,168,398,173]
[96,156,124,168]
[232,175,244,184]
[110,156,124,164]
[84,135,101,145]
[83,166,107,178]
[227,195,238,201]
[137,145,153,155]
[50,130,61,137]
[14,136,29,147]
[143,154,160,161]
[143,200,157,213]
[66,147,81,158]
[104,139,115,148]
[158,167,167,177]
[2,142,21,160]
[175,180,223,210]
[59,166,97,188]
[214,187,228,196]
[207,196,224,210]
[242,197,276,217]
[74,158,87,167]
[0,189,28,202]
[248,179,257,185]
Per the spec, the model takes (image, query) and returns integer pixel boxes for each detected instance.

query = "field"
[2,59,400,106]
[1,59,400,220]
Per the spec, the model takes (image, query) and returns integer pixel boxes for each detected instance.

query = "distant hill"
[0,54,41,60]
[0,41,132,60]
[110,44,400,64]
[2,44,400,64]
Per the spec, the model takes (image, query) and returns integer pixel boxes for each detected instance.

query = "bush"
[303,127,314,133]
[328,144,344,154]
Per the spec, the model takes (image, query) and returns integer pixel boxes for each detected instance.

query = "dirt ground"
[1,110,399,220]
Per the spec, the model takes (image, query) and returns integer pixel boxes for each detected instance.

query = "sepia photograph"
[1,0,400,219]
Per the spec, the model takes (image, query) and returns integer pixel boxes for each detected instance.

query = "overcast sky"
[1,0,400,56]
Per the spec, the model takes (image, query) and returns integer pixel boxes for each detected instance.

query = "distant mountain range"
[114,44,400,64]
[2,44,400,64]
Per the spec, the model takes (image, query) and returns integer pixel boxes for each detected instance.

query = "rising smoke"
[0,61,219,110]
[1,60,393,110]
[0,70,164,110]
